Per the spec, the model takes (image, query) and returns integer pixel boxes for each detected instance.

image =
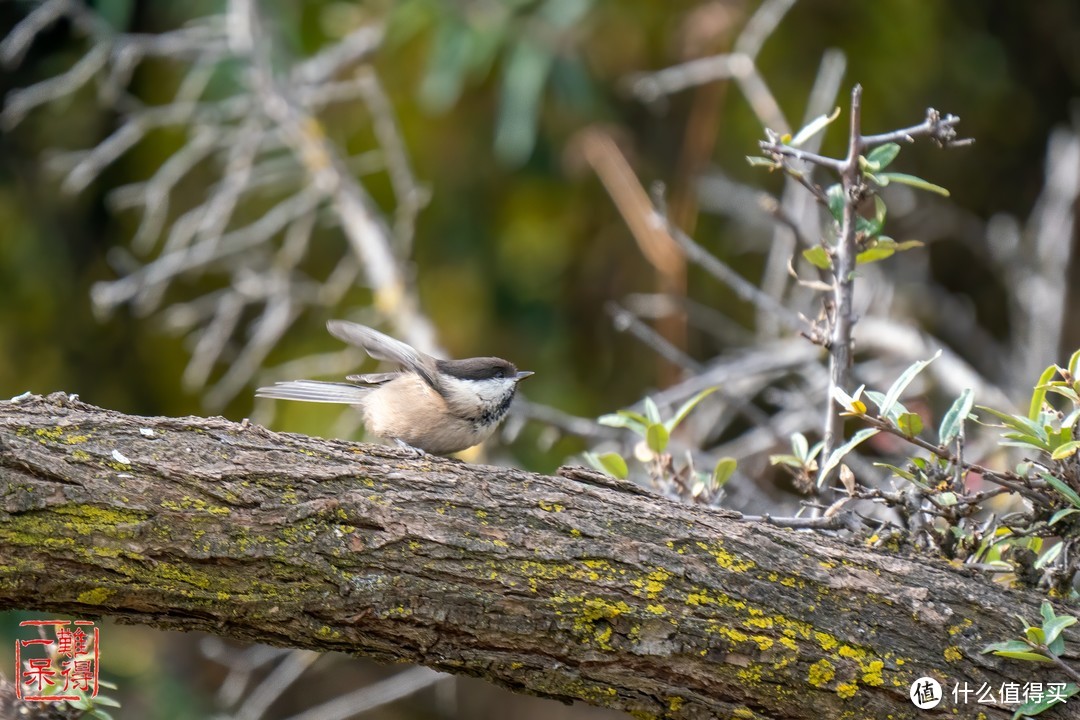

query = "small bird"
[255,320,533,455]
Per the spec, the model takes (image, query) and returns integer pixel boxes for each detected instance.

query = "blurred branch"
[1,0,437,410]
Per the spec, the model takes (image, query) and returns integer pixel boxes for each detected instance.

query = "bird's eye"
[493,368,505,378]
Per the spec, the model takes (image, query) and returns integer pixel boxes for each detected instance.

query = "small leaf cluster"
[982,601,1079,718]
[586,387,736,504]
[830,349,1080,595]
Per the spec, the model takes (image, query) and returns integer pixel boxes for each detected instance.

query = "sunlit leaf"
[1051,440,1080,460]
[790,106,841,147]
[856,245,895,265]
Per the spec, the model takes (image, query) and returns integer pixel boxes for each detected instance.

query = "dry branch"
[0,394,1072,719]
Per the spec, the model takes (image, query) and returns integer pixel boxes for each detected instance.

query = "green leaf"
[1025,626,1046,645]
[596,452,629,479]
[643,397,661,424]
[880,351,941,419]
[598,413,645,432]
[939,388,974,446]
[88,711,116,720]
[769,453,804,468]
[1051,440,1080,460]
[977,406,1050,448]
[864,142,901,171]
[646,423,669,454]
[1013,684,1080,718]
[982,640,1035,655]
[713,457,737,487]
[90,696,122,708]
[1029,364,1058,420]
[875,172,950,197]
[819,428,880,486]
[991,649,1054,663]
[792,432,809,461]
[897,412,923,438]
[1070,348,1080,379]
[856,245,895,265]
[1042,615,1077,647]
[874,462,916,483]
[826,184,845,223]
[802,246,832,270]
[790,106,841,147]
[1040,473,1080,509]
[494,38,553,164]
[666,386,720,432]
[1050,507,1080,526]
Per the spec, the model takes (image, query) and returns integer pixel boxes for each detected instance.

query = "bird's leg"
[392,438,427,457]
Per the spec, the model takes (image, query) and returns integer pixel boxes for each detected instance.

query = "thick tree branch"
[0,393,1073,719]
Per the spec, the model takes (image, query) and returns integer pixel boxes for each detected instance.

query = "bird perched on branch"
[256,320,532,455]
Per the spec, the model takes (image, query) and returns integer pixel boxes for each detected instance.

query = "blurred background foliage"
[2,0,1080,718]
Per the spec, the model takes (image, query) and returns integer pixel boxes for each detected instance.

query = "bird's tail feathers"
[255,380,370,404]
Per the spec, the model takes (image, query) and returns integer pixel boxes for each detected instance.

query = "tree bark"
[0,393,1071,719]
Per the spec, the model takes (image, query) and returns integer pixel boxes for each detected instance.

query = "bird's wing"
[327,320,441,390]
[255,380,370,404]
[346,372,400,385]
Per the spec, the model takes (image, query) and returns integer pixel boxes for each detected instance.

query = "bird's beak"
[515,371,534,381]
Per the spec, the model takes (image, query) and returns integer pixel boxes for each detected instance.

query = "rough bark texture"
[0,393,1073,719]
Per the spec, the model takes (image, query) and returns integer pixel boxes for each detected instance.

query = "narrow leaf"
[643,397,661,424]
[1050,508,1080,526]
[666,386,720,432]
[880,351,941,419]
[790,106,841,147]
[826,184,845,223]
[876,172,950,197]
[819,428,879,486]
[1029,364,1058,420]
[939,388,974,446]
[792,432,809,461]
[1041,473,1080,509]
